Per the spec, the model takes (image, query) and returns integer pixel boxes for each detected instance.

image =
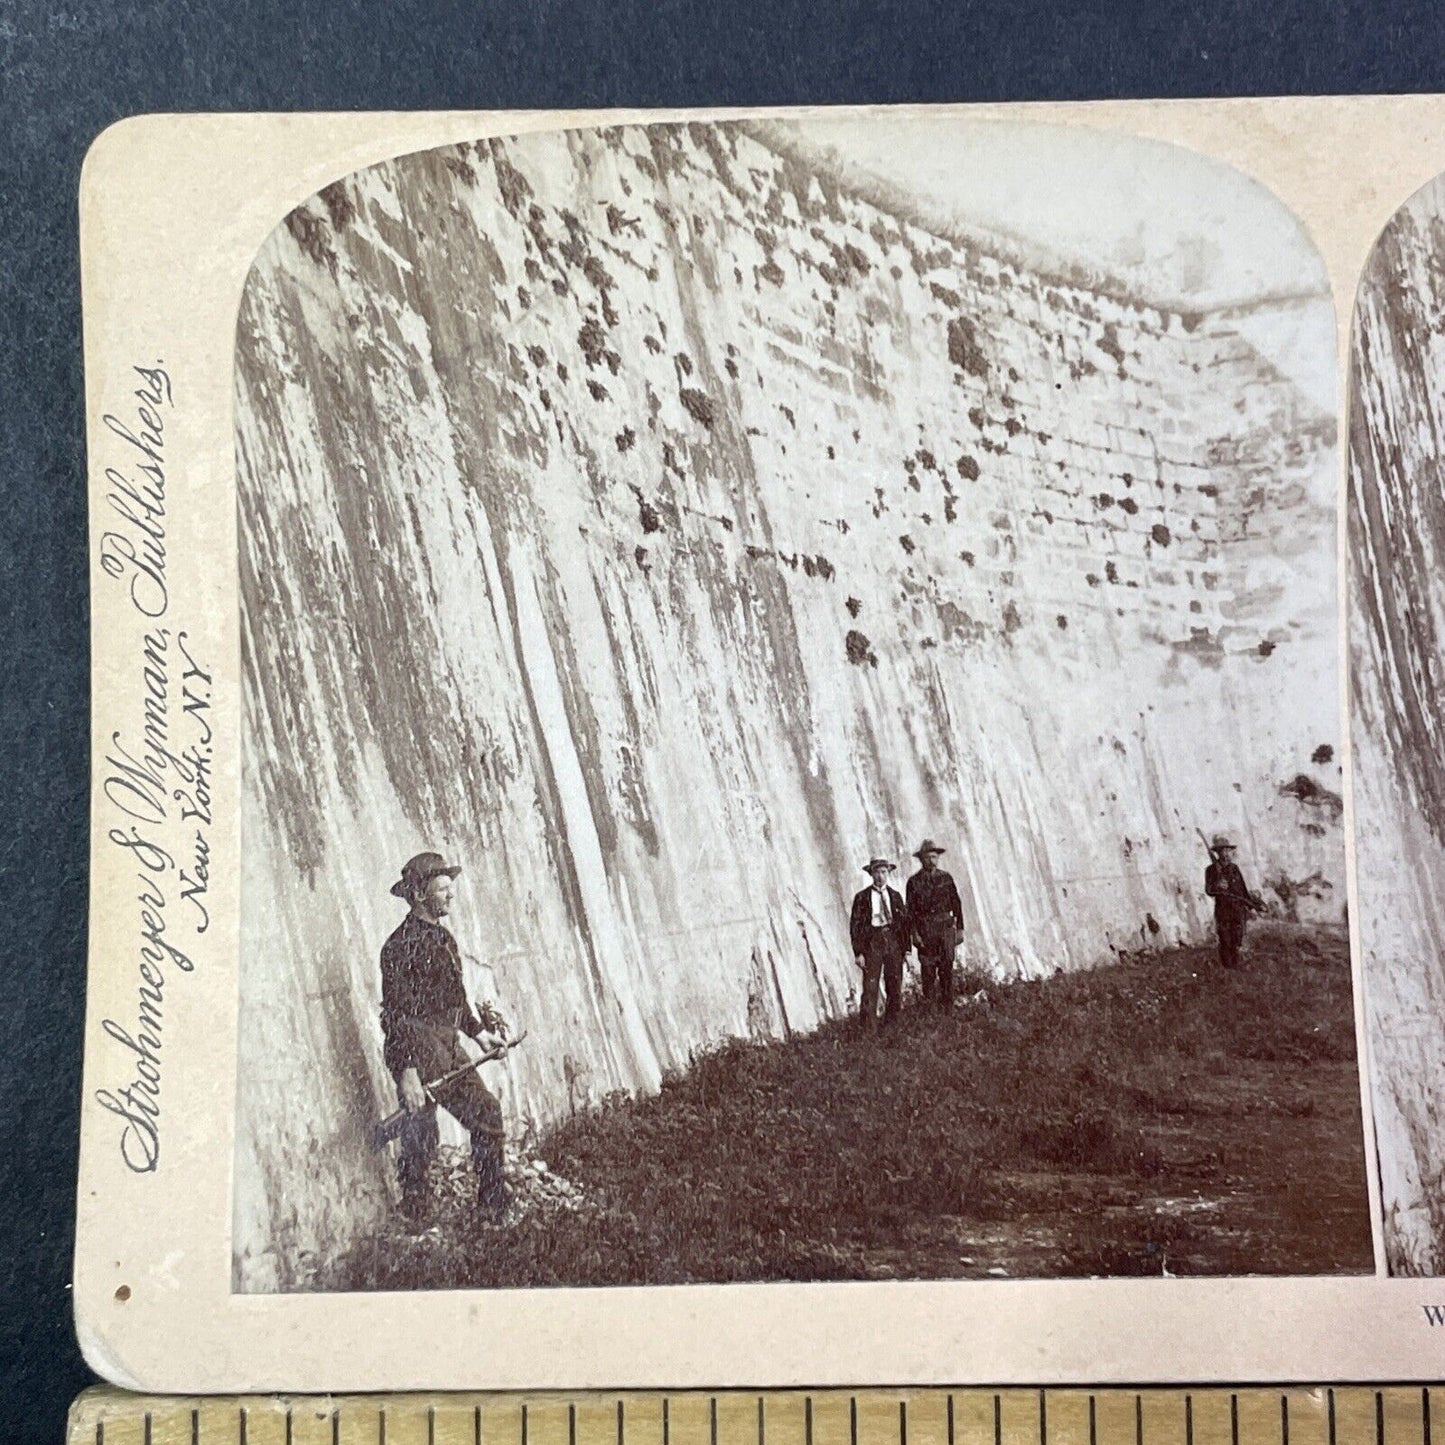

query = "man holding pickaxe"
[379,851,515,1224]
[1202,832,1265,970]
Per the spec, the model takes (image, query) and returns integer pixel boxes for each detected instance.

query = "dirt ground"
[326,921,1374,1290]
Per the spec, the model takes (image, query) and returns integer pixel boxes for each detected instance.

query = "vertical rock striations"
[233,122,1340,1289]
[1350,175,1445,1274]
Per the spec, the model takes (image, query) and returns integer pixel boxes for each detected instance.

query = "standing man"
[849,857,909,1029]
[380,851,511,1225]
[906,838,965,1008]
[1204,833,1262,969]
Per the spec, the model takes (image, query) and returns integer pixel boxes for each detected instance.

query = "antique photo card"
[74,100,1445,1392]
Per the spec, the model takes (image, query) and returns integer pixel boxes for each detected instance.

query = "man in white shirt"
[848,857,910,1029]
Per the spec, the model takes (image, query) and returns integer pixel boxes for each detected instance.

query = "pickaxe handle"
[369,1031,527,1152]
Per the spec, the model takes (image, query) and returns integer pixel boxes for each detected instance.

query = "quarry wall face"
[233,121,1342,1289]
[1350,174,1445,1275]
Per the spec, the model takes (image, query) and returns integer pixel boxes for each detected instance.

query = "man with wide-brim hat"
[906,838,966,1008]
[1203,833,1263,969]
[849,857,909,1029]
[379,851,511,1224]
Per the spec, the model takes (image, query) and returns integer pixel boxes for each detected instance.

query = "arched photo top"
[238,114,1336,418]
[1349,167,1445,840]
[756,114,1331,312]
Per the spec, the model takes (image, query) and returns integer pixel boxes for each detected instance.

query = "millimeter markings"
[68,1388,1438,1445]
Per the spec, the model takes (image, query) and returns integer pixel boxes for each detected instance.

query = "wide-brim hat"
[914,838,946,858]
[390,850,462,899]
[1211,834,1236,852]
[862,857,896,874]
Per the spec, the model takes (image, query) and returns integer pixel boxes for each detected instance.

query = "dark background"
[5,0,1445,1437]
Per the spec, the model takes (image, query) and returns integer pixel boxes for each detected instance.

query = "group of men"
[848,830,1264,1026]
[376,831,1263,1222]
[847,839,966,1027]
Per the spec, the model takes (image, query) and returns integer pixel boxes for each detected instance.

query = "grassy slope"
[328,923,1373,1289]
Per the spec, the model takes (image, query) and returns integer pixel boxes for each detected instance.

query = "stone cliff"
[1350,173,1445,1274]
[232,121,1341,1289]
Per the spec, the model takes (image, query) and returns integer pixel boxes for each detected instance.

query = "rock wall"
[232,121,1342,1290]
[1349,173,1445,1274]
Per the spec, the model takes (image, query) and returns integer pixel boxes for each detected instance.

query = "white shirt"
[869,886,893,927]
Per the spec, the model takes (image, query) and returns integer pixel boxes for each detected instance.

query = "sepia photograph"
[230,115,1370,1294]
[1350,169,1445,1276]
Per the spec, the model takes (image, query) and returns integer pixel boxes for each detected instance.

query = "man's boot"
[474,1137,511,1221]
[394,1105,439,1230]
[399,1186,434,1231]
[396,1149,434,1231]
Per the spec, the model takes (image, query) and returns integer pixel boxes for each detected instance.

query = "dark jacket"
[850,884,909,957]
[1205,859,1254,916]
[380,912,482,1075]
[906,867,964,942]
